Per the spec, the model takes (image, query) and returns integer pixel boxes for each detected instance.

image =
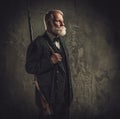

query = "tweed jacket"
[25,32,73,107]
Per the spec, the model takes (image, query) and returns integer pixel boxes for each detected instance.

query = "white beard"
[51,21,66,36]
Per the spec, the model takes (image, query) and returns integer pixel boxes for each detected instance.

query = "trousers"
[39,104,70,119]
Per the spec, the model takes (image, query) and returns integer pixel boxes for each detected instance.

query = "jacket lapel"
[43,32,60,53]
[59,38,69,59]
[43,33,66,73]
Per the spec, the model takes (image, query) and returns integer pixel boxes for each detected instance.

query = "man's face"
[49,12,66,36]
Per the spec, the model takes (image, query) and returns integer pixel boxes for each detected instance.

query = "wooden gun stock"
[34,79,53,115]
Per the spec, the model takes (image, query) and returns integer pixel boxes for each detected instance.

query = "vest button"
[56,80,59,83]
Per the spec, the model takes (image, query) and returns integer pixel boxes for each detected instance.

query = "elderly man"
[25,10,73,119]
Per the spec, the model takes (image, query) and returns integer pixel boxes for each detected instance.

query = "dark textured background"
[0,0,120,119]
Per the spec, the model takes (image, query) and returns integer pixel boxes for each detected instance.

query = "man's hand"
[50,53,62,64]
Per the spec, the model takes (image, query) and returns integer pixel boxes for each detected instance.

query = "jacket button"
[56,70,59,73]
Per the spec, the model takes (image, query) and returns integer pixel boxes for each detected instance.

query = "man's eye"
[55,20,59,22]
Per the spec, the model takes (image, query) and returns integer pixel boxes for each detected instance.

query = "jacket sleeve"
[25,40,54,75]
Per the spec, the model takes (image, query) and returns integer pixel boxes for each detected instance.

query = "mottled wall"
[0,0,120,119]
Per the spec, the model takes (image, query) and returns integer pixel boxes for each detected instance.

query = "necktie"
[53,37,61,49]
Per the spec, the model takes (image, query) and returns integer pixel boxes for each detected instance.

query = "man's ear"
[47,20,53,30]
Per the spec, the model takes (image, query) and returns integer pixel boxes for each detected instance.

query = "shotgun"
[26,0,52,115]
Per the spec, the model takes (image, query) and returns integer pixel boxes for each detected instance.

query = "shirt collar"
[46,31,61,42]
[46,31,56,42]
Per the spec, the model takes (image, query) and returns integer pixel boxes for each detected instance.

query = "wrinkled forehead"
[52,12,64,20]
[45,10,64,22]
